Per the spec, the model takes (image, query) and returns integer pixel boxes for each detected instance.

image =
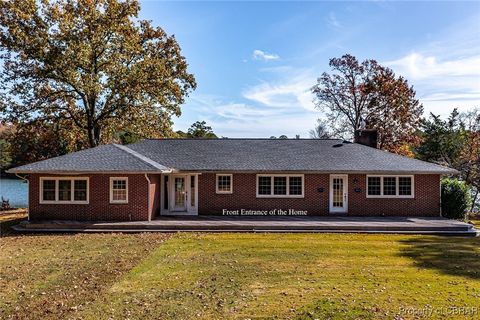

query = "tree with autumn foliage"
[460,108,480,200]
[416,108,479,212]
[0,0,196,148]
[0,120,87,172]
[312,54,423,156]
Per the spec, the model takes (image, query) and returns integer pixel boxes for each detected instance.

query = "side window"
[367,177,381,196]
[216,174,233,194]
[42,180,56,201]
[366,176,414,198]
[258,176,272,195]
[257,175,304,197]
[40,178,89,203]
[110,178,128,203]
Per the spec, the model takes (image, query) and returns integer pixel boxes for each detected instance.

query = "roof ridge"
[112,144,170,171]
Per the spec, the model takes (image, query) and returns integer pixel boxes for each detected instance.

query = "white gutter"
[145,174,151,222]
[14,173,29,221]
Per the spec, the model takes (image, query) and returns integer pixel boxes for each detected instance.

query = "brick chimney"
[354,129,378,148]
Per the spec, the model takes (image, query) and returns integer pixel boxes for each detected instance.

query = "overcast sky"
[140,1,480,138]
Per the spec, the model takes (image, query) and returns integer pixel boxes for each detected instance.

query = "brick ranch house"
[8,135,457,221]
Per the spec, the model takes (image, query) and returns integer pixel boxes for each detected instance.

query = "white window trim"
[39,177,89,204]
[366,175,414,199]
[110,177,129,204]
[256,174,304,198]
[216,174,233,194]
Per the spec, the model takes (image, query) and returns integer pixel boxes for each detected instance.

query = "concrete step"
[13,222,478,236]
[21,222,475,232]
[11,224,479,236]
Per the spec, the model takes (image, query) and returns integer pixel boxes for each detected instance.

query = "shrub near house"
[441,178,472,219]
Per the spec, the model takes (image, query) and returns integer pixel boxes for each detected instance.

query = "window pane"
[333,178,344,207]
[217,175,231,192]
[42,180,56,201]
[74,180,87,201]
[112,179,127,201]
[399,177,412,196]
[58,180,71,201]
[113,189,127,201]
[273,177,287,195]
[367,177,381,195]
[383,177,397,196]
[113,180,126,190]
[289,176,302,195]
[258,176,271,195]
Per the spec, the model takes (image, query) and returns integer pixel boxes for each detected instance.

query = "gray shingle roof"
[8,139,456,174]
[8,144,169,173]
[127,139,455,174]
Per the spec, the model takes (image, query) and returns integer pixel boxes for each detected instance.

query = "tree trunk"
[94,125,101,147]
[87,124,101,148]
[87,126,96,148]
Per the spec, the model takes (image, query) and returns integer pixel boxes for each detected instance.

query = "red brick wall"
[198,173,330,215]
[28,174,150,221]
[198,173,441,216]
[27,172,441,220]
[348,174,440,216]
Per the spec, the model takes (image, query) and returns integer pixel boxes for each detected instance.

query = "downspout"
[145,174,151,222]
[439,176,442,217]
[14,174,29,221]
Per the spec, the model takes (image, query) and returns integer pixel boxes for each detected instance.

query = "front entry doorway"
[329,174,348,214]
[172,176,187,211]
[161,174,198,215]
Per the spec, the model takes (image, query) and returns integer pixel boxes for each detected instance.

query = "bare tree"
[312,54,422,153]
[309,119,332,139]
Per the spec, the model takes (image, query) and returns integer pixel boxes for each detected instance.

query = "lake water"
[0,178,28,208]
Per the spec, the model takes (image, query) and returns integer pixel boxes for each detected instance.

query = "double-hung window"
[216,174,233,194]
[40,177,89,204]
[366,175,414,198]
[256,175,304,198]
[110,177,128,203]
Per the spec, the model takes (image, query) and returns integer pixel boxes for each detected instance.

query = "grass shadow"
[0,217,27,237]
[399,236,480,280]
[295,298,375,320]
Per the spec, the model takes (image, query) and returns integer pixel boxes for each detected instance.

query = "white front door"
[172,175,187,211]
[329,174,348,213]
[164,174,198,215]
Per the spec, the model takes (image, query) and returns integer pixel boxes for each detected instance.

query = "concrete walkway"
[13,215,478,236]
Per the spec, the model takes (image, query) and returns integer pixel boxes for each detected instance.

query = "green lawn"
[0,227,479,319]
